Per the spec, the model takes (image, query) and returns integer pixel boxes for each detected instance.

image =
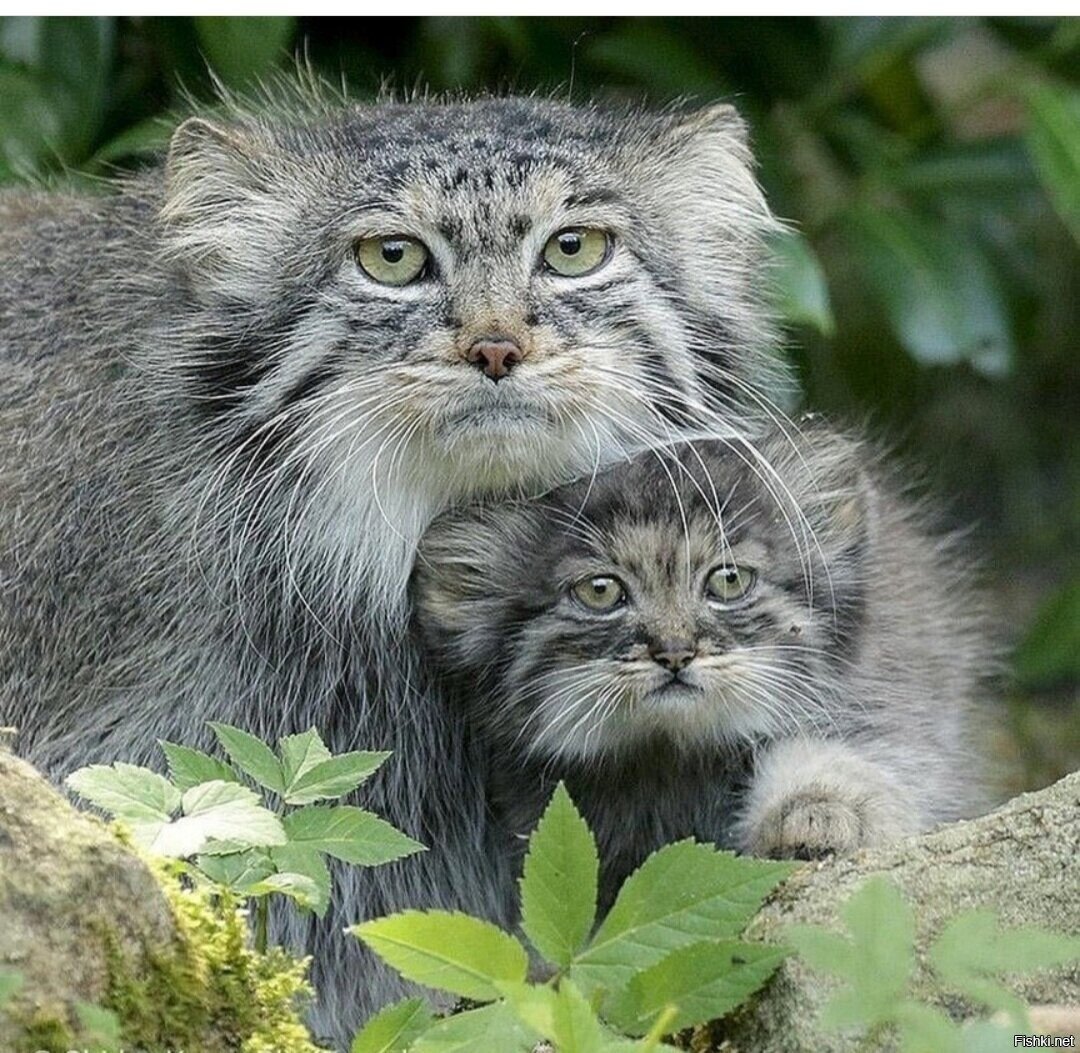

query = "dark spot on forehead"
[511,215,532,237]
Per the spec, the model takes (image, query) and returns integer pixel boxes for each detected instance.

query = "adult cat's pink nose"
[651,641,697,671]
[467,337,524,381]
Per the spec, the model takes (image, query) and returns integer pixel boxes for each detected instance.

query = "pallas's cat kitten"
[413,425,988,902]
[0,89,780,1038]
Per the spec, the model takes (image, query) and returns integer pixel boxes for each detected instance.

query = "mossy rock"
[0,750,323,1052]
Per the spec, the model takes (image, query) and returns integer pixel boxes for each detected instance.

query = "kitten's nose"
[467,336,524,382]
[651,641,697,672]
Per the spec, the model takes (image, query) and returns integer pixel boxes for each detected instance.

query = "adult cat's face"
[159,97,778,506]
[414,436,868,762]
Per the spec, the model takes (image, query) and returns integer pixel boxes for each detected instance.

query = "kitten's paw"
[746,789,869,860]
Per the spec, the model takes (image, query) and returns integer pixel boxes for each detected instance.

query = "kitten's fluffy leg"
[735,738,921,859]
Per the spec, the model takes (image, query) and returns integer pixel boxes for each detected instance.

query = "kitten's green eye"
[354,236,429,286]
[571,575,626,612]
[706,564,757,604]
[543,227,610,277]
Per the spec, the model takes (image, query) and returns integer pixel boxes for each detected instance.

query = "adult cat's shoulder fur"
[0,87,781,1042]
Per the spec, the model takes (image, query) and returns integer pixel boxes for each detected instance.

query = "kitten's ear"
[160,118,281,290]
[412,504,539,636]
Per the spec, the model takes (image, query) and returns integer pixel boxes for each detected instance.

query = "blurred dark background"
[1,16,1076,793]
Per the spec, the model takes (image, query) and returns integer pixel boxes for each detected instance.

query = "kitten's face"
[414,437,867,762]
[159,97,778,510]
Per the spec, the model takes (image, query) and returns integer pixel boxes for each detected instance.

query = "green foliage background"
[1,16,1077,790]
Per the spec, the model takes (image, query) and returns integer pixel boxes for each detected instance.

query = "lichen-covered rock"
[713,771,1080,1052]
[0,750,322,1052]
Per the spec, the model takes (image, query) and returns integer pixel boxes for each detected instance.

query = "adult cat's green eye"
[543,227,610,277]
[354,236,429,286]
[572,575,626,612]
[706,564,756,604]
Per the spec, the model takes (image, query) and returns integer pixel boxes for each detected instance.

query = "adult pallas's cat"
[0,87,782,1040]
[414,426,989,908]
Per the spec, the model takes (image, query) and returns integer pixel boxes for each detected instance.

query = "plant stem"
[640,1006,678,1051]
[255,896,268,954]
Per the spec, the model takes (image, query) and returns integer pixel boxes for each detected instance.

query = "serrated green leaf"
[283,805,424,865]
[409,1001,536,1053]
[195,847,274,890]
[66,762,180,823]
[551,978,607,1053]
[350,997,433,1053]
[768,229,835,336]
[270,843,332,917]
[245,871,322,909]
[136,779,286,858]
[495,980,557,1037]
[520,782,599,968]
[351,910,529,1002]
[1025,81,1080,245]
[571,841,792,997]
[160,740,239,792]
[928,910,1080,1018]
[893,1001,964,1053]
[284,750,391,805]
[279,727,332,788]
[75,1001,122,1048]
[209,722,285,794]
[608,940,789,1037]
[795,877,915,1032]
[193,17,296,88]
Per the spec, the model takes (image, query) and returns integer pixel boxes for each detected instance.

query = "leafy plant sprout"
[66,723,424,954]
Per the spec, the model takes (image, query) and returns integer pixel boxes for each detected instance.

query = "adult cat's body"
[0,92,779,1040]
[413,427,989,907]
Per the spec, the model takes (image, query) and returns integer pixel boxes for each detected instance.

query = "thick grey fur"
[0,87,782,1044]
[413,426,991,911]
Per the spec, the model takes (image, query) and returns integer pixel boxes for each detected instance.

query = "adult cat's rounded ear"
[159,117,284,294]
[666,102,750,149]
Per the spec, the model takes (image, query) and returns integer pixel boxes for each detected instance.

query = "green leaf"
[283,805,424,866]
[195,847,274,890]
[139,779,286,858]
[193,17,296,88]
[245,871,322,910]
[90,117,173,165]
[410,1001,536,1053]
[209,722,285,794]
[0,969,24,1007]
[519,782,599,968]
[351,910,529,1002]
[608,940,789,1037]
[768,229,835,336]
[0,63,64,178]
[66,762,180,823]
[284,750,391,805]
[928,910,1080,1019]
[892,1001,964,1053]
[279,728,332,788]
[844,207,1013,376]
[495,981,558,1037]
[1025,81,1080,245]
[571,841,792,998]
[269,843,332,917]
[551,978,607,1053]
[788,877,915,1032]
[160,740,239,792]
[1013,578,1080,687]
[74,1001,122,1048]
[350,997,434,1053]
